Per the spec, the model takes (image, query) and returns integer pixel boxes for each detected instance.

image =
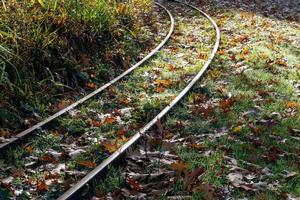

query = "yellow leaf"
[102,142,118,153]
[233,126,242,133]
[155,79,173,87]
[287,101,299,109]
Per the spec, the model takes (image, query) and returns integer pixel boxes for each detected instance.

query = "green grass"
[0,0,153,131]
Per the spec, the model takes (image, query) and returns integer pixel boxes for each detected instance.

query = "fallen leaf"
[192,184,217,200]
[0,129,11,138]
[86,82,97,89]
[167,64,175,71]
[217,50,225,55]
[155,79,173,87]
[102,141,118,153]
[116,128,127,136]
[117,3,126,15]
[188,143,205,150]
[104,117,116,124]
[155,86,165,93]
[90,119,102,127]
[25,146,34,153]
[78,161,96,168]
[287,101,299,109]
[171,161,188,173]
[126,177,141,191]
[220,98,235,113]
[184,167,205,190]
[232,126,242,133]
[37,180,48,191]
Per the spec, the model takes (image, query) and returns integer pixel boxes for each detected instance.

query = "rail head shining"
[57,1,219,199]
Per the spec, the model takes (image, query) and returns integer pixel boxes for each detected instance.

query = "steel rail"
[0,2,175,151]
[58,1,220,199]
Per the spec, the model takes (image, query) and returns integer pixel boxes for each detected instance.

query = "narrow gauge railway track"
[0,1,220,199]
[59,1,220,199]
[0,2,174,151]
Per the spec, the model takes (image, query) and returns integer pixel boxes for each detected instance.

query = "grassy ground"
[0,3,178,198]
[0,0,153,134]
[94,0,300,199]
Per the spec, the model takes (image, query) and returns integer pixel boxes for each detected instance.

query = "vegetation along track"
[0,0,220,199]
[0,2,174,151]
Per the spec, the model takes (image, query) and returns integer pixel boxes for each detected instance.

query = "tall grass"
[0,0,153,128]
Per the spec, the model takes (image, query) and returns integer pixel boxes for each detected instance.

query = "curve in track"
[58,1,220,199]
[0,2,175,151]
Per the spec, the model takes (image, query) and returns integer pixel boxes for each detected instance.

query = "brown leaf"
[287,101,299,109]
[155,86,165,93]
[116,128,127,136]
[198,52,207,60]
[167,64,175,71]
[102,141,118,153]
[104,117,116,124]
[0,129,11,138]
[171,161,188,173]
[184,167,205,190]
[25,146,34,153]
[192,184,217,200]
[155,79,173,87]
[188,143,205,151]
[37,180,48,191]
[126,177,141,191]
[86,82,97,89]
[78,161,97,168]
[40,155,57,163]
[220,98,235,113]
[90,119,102,127]
[53,99,73,112]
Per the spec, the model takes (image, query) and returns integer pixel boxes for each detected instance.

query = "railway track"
[0,2,174,151]
[0,1,220,199]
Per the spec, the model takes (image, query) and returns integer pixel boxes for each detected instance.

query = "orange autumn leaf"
[287,101,299,109]
[104,117,116,124]
[217,50,225,55]
[102,142,118,153]
[167,64,175,71]
[155,86,165,93]
[198,52,207,60]
[37,180,48,191]
[188,143,205,150]
[155,79,173,87]
[171,161,188,172]
[78,161,97,168]
[25,146,34,153]
[276,59,288,67]
[90,119,102,127]
[117,3,126,15]
[117,128,127,136]
[86,82,96,89]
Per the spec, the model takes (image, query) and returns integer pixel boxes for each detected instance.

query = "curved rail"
[0,2,175,151]
[58,1,220,199]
